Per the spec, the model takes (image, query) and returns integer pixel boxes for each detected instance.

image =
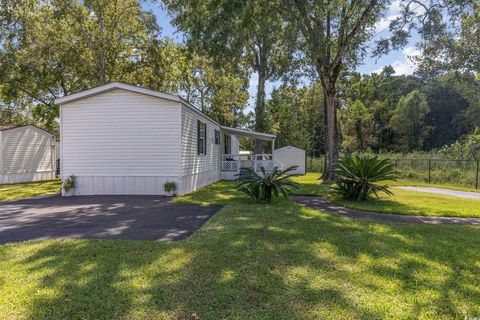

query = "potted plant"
[63,175,76,196]
[164,181,177,196]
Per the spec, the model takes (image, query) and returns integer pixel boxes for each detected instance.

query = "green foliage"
[334,155,397,201]
[163,0,298,133]
[265,83,324,155]
[440,128,480,161]
[183,54,249,127]
[236,166,300,203]
[390,90,430,151]
[0,0,161,134]
[163,181,177,193]
[0,0,249,133]
[340,99,375,152]
[62,175,76,192]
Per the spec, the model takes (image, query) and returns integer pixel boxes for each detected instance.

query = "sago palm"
[236,166,300,203]
[334,155,397,201]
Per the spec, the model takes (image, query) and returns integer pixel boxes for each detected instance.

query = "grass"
[1,177,480,319]
[335,188,480,218]
[0,180,61,201]
[294,173,480,218]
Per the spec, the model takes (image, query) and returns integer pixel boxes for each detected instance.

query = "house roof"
[55,82,276,140]
[221,126,276,141]
[54,82,199,109]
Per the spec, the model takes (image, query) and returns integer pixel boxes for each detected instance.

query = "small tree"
[390,90,430,151]
[236,166,300,203]
[341,99,375,152]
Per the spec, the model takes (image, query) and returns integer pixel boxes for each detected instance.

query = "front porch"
[220,126,276,180]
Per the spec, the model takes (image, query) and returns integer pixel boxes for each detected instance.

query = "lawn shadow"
[5,194,480,319]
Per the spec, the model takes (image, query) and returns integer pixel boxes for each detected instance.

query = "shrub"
[334,155,397,201]
[164,181,177,193]
[236,166,300,203]
[63,175,76,192]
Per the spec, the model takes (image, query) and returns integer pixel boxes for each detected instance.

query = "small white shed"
[0,125,56,184]
[273,146,306,175]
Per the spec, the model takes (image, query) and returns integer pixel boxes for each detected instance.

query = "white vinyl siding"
[61,89,182,178]
[181,105,221,176]
[1,126,54,174]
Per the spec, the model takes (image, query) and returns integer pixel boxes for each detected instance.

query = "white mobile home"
[0,125,56,184]
[55,82,276,196]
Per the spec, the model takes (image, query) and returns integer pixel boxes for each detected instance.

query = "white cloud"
[375,14,400,32]
[375,0,426,33]
[371,47,421,75]
[389,0,403,15]
[375,0,402,32]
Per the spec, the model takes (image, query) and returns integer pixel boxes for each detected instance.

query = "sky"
[144,1,422,109]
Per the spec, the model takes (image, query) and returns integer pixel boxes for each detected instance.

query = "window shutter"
[204,123,207,155]
[197,120,201,155]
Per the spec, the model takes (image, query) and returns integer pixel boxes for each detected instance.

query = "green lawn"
[335,188,480,218]
[1,178,480,319]
[0,180,61,201]
[292,173,480,218]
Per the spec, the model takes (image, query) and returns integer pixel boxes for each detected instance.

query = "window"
[197,120,207,155]
[214,129,220,145]
[224,134,231,154]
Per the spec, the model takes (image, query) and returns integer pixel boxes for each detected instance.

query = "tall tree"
[0,0,161,133]
[162,0,297,152]
[280,0,387,180]
[183,54,249,127]
[390,90,430,151]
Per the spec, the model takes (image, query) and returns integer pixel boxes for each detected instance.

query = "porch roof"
[221,126,276,141]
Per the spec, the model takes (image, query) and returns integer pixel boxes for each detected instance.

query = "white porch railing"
[221,154,276,173]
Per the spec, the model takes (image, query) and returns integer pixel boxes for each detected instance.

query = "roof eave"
[221,126,276,141]
[54,82,182,105]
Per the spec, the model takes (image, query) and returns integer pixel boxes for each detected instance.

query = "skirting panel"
[180,170,221,195]
[69,176,180,196]
[220,170,239,181]
[0,171,56,184]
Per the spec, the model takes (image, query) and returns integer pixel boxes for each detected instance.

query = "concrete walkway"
[292,196,480,226]
[394,186,480,200]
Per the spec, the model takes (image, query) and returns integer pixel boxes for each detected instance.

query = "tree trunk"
[321,84,339,182]
[254,70,267,154]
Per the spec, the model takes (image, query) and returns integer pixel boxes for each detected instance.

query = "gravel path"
[292,196,480,226]
[394,186,480,200]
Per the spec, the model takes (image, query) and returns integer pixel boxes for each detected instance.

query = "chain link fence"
[306,156,480,189]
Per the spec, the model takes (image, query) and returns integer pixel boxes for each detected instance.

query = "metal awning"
[221,126,276,141]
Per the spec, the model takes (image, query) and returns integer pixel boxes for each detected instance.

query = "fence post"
[476,160,479,189]
[428,159,432,184]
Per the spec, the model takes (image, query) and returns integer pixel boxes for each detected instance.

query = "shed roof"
[0,124,23,131]
[0,124,54,136]
[275,146,305,152]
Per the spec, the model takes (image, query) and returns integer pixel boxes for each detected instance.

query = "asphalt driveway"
[0,195,222,244]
